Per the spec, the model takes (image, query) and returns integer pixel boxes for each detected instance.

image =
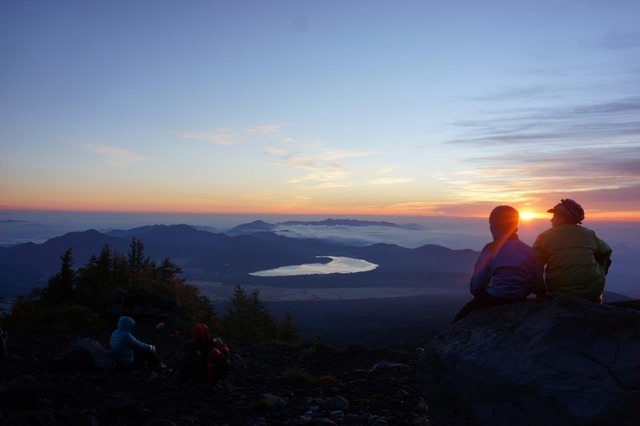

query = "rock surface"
[416,298,640,425]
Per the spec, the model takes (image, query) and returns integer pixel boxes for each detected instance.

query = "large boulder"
[54,337,116,371]
[416,298,640,425]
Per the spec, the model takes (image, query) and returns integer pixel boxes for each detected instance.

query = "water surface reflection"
[250,256,377,277]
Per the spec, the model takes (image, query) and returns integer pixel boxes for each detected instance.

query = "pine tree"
[44,248,76,306]
[96,244,112,283]
[127,237,149,284]
[158,258,183,283]
[223,284,277,346]
[278,311,300,343]
[9,238,221,331]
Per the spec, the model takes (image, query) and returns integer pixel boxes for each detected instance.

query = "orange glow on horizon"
[2,203,639,222]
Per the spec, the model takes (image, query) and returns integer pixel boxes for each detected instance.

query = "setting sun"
[519,211,538,221]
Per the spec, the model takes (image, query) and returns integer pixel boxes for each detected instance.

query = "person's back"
[454,205,536,321]
[474,236,537,300]
[109,315,158,368]
[533,199,612,302]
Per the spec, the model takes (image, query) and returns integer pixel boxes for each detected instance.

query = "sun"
[519,211,537,221]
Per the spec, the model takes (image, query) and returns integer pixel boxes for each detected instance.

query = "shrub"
[302,334,337,356]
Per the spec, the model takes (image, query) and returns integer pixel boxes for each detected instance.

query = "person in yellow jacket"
[533,199,612,302]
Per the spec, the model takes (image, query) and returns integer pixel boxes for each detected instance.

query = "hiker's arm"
[594,236,612,274]
[470,247,493,296]
[126,334,153,352]
[532,234,549,296]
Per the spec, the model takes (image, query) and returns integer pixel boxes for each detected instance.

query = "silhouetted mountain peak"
[226,220,275,235]
[44,229,112,247]
[108,224,197,237]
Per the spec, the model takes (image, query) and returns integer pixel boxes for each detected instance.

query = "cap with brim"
[547,199,584,223]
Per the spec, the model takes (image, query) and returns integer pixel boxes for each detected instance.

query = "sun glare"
[519,211,537,221]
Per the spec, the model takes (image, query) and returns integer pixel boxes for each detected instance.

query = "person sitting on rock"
[533,198,612,302]
[454,206,537,322]
[173,323,230,383]
[109,315,165,370]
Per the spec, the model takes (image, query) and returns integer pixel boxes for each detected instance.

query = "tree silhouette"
[10,238,220,331]
[223,284,276,346]
[278,311,300,343]
[43,248,76,306]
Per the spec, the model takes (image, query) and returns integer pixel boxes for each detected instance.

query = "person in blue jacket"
[454,205,537,322]
[109,316,165,370]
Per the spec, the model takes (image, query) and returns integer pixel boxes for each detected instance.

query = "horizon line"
[1,207,639,222]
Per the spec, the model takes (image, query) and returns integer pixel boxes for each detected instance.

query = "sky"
[1,1,639,220]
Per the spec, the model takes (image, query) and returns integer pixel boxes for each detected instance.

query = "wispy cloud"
[247,124,286,134]
[279,150,372,170]
[264,146,287,155]
[447,96,640,147]
[438,86,640,212]
[84,144,146,167]
[179,123,286,145]
[286,170,349,188]
[177,130,242,145]
[443,142,640,210]
[594,31,640,50]
[369,177,414,185]
[270,148,376,188]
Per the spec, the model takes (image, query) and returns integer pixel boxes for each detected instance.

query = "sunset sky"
[1,1,639,219]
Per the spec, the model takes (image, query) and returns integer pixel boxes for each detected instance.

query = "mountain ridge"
[226,218,424,236]
[0,221,478,298]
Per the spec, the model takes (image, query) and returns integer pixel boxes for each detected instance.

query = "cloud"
[286,170,349,187]
[369,177,414,185]
[246,124,286,134]
[264,147,287,155]
[595,31,640,50]
[84,144,146,166]
[179,123,286,146]
[269,148,377,188]
[439,87,640,213]
[178,130,242,145]
[574,99,640,115]
[448,96,640,147]
[469,85,551,102]
[443,141,640,210]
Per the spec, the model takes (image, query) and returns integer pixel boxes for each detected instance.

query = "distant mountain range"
[0,220,475,298]
[226,218,424,236]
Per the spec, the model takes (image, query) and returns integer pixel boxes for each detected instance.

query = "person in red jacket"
[174,323,230,383]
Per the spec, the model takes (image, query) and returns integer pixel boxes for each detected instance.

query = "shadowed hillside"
[0,224,478,298]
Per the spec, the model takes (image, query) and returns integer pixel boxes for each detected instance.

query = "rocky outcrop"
[54,337,116,371]
[416,298,640,425]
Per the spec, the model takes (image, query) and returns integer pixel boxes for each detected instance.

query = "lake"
[249,256,378,277]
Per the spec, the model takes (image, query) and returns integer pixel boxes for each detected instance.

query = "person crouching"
[174,323,230,384]
[109,315,165,371]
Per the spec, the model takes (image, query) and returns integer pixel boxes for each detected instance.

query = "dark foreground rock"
[0,323,430,425]
[416,298,640,425]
